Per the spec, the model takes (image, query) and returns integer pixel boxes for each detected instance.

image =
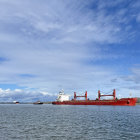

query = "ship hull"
[52,98,137,106]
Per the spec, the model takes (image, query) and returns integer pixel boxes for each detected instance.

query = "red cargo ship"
[52,89,137,106]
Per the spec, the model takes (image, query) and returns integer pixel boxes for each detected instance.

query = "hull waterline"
[52,98,137,106]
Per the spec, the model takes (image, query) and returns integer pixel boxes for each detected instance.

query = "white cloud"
[0,88,56,102]
[123,66,140,84]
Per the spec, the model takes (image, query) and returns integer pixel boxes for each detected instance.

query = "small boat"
[13,101,20,104]
[33,101,43,105]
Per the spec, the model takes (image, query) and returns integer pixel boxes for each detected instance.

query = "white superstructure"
[57,90,70,102]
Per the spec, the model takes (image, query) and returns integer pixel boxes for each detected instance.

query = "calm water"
[0,104,140,140]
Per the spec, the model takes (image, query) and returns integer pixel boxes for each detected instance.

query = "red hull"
[52,98,137,106]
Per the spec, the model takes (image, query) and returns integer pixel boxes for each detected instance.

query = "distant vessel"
[52,89,137,106]
[33,101,43,105]
[13,101,20,104]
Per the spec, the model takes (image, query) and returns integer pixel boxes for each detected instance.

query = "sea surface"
[0,104,140,140]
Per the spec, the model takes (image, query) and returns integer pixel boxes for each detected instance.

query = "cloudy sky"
[0,0,140,102]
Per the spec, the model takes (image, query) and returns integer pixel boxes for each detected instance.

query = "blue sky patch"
[19,74,36,78]
[0,57,8,63]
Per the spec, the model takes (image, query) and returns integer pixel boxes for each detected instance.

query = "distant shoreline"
[0,102,52,104]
